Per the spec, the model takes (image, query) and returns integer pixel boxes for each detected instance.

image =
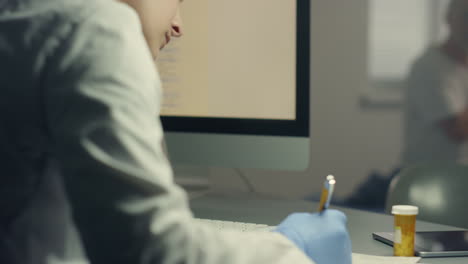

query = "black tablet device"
[373,230,468,257]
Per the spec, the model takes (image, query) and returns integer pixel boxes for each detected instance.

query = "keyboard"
[194,218,274,232]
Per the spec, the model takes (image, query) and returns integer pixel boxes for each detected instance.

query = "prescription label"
[394,226,402,244]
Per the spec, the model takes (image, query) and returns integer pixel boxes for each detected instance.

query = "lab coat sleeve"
[44,3,315,264]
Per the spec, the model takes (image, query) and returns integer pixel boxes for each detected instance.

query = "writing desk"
[190,192,468,264]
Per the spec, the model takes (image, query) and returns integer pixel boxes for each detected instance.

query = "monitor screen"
[158,0,310,170]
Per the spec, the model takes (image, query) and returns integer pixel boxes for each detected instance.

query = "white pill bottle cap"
[391,205,419,215]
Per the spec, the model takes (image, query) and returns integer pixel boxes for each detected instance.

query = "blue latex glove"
[274,210,352,264]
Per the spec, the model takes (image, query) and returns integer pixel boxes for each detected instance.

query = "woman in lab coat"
[0,0,352,263]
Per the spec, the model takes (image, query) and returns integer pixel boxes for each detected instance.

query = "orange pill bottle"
[391,205,419,257]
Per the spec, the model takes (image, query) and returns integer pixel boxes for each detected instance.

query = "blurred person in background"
[403,0,468,165]
[345,0,468,211]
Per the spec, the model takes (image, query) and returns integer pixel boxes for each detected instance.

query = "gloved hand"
[274,210,352,264]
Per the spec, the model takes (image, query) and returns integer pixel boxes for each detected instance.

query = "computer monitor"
[158,0,310,171]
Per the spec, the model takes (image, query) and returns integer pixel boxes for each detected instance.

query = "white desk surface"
[189,192,468,264]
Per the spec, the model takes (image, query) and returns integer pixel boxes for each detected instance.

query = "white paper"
[352,253,421,264]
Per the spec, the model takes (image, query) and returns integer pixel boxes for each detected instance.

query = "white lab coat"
[403,46,468,165]
[0,0,315,263]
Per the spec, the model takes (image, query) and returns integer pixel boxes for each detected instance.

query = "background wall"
[173,0,404,200]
